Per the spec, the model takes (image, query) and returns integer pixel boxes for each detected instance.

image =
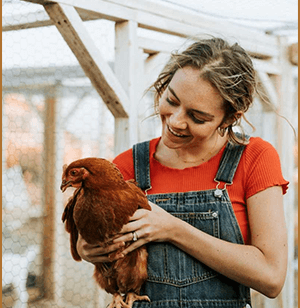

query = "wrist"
[164,214,184,243]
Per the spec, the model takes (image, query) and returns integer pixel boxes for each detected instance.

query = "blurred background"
[2,0,298,307]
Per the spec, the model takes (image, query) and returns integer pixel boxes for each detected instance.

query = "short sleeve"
[244,138,289,199]
[112,148,135,181]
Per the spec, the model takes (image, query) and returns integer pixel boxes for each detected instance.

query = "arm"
[115,186,288,298]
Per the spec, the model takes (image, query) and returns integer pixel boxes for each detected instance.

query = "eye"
[70,170,77,176]
[166,97,178,107]
[188,112,206,124]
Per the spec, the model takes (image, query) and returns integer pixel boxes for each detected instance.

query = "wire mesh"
[2,2,117,307]
[2,1,298,308]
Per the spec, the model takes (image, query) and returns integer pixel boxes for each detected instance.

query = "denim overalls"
[132,137,251,308]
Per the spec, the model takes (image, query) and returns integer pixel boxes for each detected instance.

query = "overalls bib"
[132,137,251,308]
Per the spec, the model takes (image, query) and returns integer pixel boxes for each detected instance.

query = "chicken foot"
[108,292,150,308]
[125,292,150,308]
[108,293,127,308]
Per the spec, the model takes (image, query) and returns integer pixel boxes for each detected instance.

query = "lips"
[167,125,189,138]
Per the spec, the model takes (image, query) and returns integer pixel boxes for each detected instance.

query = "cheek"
[189,122,220,138]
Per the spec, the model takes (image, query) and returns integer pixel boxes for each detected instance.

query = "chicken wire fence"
[3,2,116,307]
[2,1,298,308]
[2,89,115,308]
[2,2,161,307]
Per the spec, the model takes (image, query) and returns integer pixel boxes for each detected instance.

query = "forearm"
[167,216,286,298]
[115,188,287,298]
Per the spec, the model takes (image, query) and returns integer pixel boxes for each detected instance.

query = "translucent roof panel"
[3,0,297,39]
[2,0,298,71]
[155,0,298,41]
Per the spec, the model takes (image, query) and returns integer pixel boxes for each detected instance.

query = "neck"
[155,132,229,169]
[176,135,220,164]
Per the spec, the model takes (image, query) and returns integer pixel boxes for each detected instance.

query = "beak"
[60,180,72,192]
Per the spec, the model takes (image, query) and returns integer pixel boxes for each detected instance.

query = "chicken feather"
[60,157,151,307]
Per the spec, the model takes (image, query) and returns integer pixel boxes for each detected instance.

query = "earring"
[217,127,226,137]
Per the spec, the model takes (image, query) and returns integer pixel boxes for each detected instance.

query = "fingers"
[128,208,148,221]
[119,219,141,234]
[77,234,125,263]
[107,203,171,257]
[120,237,147,256]
[113,205,158,245]
[84,242,126,263]
[113,230,140,244]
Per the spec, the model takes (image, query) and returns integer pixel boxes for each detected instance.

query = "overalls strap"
[132,140,151,191]
[214,133,250,184]
[133,133,250,187]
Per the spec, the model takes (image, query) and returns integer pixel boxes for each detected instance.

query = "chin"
[161,133,192,149]
[160,121,193,148]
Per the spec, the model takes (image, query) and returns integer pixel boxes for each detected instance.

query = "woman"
[77,38,288,307]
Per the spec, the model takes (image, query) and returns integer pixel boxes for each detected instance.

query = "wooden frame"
[6,0,297,307]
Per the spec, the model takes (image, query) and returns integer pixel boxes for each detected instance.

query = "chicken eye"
[70,170,77,176]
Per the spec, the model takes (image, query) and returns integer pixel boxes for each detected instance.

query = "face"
[159,66,226,150]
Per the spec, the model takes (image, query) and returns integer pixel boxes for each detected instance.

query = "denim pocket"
[146,210,219,286]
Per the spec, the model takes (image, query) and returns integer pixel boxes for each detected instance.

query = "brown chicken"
[60,157,151,308]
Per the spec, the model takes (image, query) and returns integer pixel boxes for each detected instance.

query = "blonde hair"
[152,37,256,145]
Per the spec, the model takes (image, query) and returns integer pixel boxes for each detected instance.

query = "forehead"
[169,66,224,109]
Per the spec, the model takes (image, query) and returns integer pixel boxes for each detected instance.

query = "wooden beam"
[2,10,52,31]
[22,0,279,58]
[42,86,57,299]
[109,0,276,53]
[139,38,282,76]
[256,71,279,110]
[252,59,281,75]
[288,42,298,66]
[139,36,180,55]
[144,52,170,88]
[114,20,139,154]
[43,2,129,118]
[2,65,87,89]
[2,8,104,32]
[276,36,296,308]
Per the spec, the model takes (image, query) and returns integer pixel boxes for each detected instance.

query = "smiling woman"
[76,37,289,307]
[157,67,228,166]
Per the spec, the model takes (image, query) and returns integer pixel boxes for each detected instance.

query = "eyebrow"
[168,86,215,120]
[168,86,181,102]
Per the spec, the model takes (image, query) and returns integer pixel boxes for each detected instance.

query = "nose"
[169,110,187,130]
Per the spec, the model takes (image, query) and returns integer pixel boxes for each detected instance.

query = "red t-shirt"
[113,137,289,245]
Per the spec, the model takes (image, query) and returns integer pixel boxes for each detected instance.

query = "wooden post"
[288,42,298,66]
[275,36,295,308]
[42,85,57,299]
[43,2,129,119]
[139,52,170,141]
[114,20,139,151]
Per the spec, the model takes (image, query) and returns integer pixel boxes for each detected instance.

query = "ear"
[220,111,243,128]
[81,168,89,179]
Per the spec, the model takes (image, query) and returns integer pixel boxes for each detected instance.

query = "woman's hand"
[76,201,176,262]
[112,201,176,255]
[76,233,125,263]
